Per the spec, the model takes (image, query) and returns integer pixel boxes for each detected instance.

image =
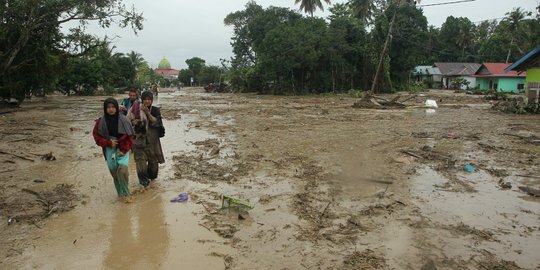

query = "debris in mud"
[443,222,496,241]
[498,180,512,189]
[359,200,406,216]
[41,152,56,161]
[471,250,524,270]
[173,154,246,183]
[492,96,540,114]
[342,249,388,270]
[518,186,540,197]
[463,164,476,173]
[352,95,408,109]
[170,193,189,203]
[193,138,220,149]
[221,195,254,210]
[420,258,438,270]
[258,195,272,204]
[503,132,540,145]
[0,184,78,224]
[209,146,220,156]
[201,211,242,239]
[0,150,34,162]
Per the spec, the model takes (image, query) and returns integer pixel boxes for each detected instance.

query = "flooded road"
[1,88,539,269]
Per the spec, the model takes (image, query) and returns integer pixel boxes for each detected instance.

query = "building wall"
[463,76,476,90]
[498,77,526,92]
[527,68,540,103]
[477,77,526,92]
[476,78,495,90]
[526,68,540,84]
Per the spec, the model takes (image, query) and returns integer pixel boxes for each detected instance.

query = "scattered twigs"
[0,150,34,161]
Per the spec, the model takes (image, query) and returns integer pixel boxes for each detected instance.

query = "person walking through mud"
[119,88,140,115]
[151,84,159,97]
[93,98,135,203]
[127,91,165,188]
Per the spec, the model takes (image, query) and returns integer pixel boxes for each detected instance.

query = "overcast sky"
[86,0,539,69]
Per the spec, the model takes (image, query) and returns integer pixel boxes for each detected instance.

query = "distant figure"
[127,91,165,188]
[151,84,159,97]
[119,88,139,115]
[93,98,135,203]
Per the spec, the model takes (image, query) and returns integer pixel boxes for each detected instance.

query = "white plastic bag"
[424,99,438,108]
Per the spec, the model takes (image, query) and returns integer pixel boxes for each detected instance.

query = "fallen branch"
[400,150,422,159]
[502,133,527,139]
[198,223,212,231]
[319,201,331,219]
[518,186,540,196]
[516,175,540,179]
[400,95,418,103]
[0,150,34,161]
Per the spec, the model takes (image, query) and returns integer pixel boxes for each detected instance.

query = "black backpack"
[159,125,165,138]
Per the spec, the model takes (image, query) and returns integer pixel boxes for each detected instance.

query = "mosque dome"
[158,58,171,69]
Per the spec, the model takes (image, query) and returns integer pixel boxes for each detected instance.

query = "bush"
[407,81,427,93]
[348,89,363,98]
[484,90,508,101]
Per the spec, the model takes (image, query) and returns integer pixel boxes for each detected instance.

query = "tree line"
[225,0,540,94]
[1,0,538,105]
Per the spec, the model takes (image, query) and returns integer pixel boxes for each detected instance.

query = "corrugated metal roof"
[434,62,481,76]
[505,45,540,72]
[413,65,441,75]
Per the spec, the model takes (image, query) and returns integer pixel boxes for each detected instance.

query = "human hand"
[118,151,125,157]
[111,140,118,148]
[142,106,150,113]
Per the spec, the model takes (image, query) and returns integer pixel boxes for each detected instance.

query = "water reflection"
[104,193,169,269]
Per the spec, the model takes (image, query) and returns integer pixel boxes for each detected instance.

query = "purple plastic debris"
[170,193,188,203]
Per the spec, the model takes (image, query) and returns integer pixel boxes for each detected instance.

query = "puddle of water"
[411,166,540,268]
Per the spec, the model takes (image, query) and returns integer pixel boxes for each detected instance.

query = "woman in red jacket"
[93,98,135,202]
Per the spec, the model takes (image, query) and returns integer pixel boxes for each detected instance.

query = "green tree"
[178,69,194,86]
[502,7,531,63]
[294,0,331,16]
[127,51,146,71]
[373,1,428,91]
[185,57,206,83]
[0,0,143,104]
[199,66,223,85]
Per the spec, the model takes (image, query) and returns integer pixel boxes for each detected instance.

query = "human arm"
[92,119,113,148]
[142,106,158,124]
[117,134,133,156]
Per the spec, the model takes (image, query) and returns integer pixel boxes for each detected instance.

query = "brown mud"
[0,88,539,269]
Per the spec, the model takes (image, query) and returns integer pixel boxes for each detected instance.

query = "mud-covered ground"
[0,88,539,269]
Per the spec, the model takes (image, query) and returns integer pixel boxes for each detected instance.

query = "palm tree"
[456,24,473,60]
[349,0,420,94]
[349,0,375,24]
[294,0,331,16]
[127,51,146,70]
[503,7,530,63]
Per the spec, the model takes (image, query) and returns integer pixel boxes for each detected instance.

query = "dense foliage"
[224,1,539,94]
[0,0,143,103]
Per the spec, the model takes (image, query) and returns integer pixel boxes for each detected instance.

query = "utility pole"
[369,7,398,95]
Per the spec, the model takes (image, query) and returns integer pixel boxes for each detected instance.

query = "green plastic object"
[221,195,254,210]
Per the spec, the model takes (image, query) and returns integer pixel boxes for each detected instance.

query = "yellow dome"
[158,58,171,69]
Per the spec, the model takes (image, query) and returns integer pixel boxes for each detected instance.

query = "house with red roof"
[474,63,526,93]
[154,58,179,80]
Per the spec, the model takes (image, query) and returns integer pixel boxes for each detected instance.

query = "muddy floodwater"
[1,88,539,270]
